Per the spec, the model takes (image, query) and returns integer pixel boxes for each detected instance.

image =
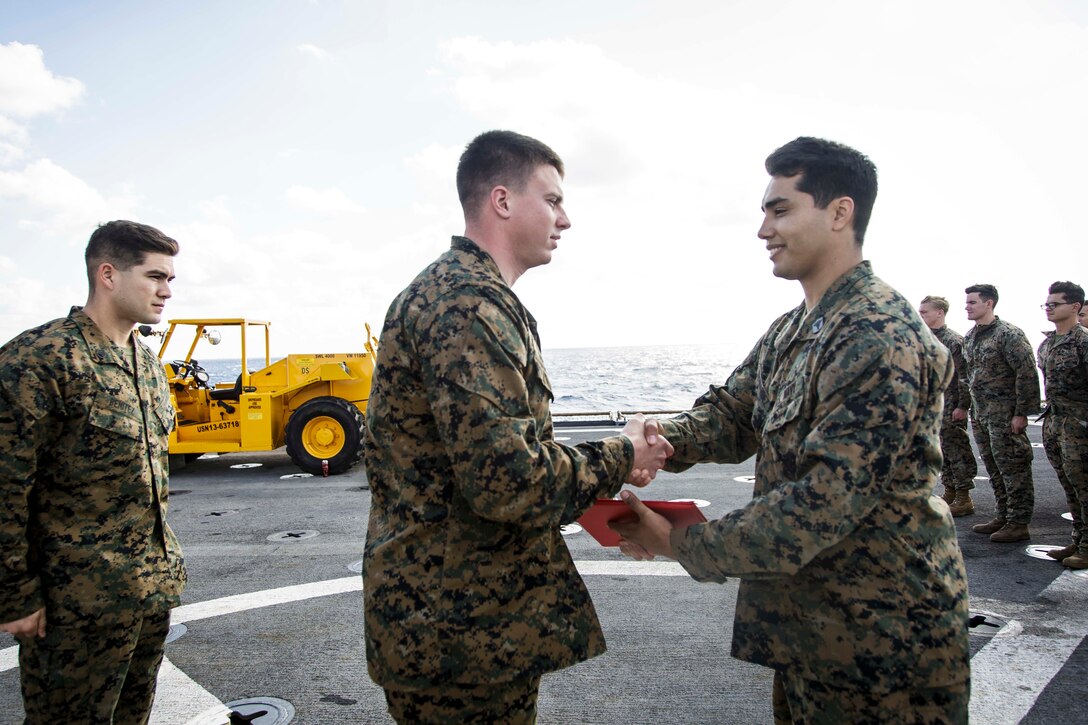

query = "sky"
[1,0,1086,360]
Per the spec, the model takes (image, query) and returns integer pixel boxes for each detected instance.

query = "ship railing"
[552,410,685,427]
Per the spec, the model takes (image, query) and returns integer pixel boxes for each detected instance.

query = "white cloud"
[0,115,28,144]
[0,142,25,166]
[0,42,84,118]
[195,196,233,224]
[284,185,365,213]
[0,158,139,236]
[296,44,332,62]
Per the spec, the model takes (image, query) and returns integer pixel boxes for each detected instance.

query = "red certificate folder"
[576,498,707,547]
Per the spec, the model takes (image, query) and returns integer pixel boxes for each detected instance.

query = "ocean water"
[190,343,750,415]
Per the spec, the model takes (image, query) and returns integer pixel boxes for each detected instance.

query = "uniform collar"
[68,306,137,372]
[451,236,504,283]
[798,261,873,340]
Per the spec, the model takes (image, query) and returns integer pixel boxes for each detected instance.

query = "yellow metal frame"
[155,319,378,458]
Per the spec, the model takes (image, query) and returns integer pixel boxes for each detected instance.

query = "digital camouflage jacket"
[363,236,634,688]
[1038,325,1088,421]
[963,317,1040,420]
[0,307,186,624]
[658,262,970,692]
[931,325,971,416]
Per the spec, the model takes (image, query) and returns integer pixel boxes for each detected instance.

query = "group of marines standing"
[920,282,1088,569]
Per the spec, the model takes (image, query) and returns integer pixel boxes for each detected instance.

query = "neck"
[1055,318,1078,335]
[464,226,522,287]
[82,298,135,347]
[974,312,996,326]
[800,248,863,311]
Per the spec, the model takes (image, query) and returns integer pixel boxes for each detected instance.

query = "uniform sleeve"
[951,338,971,411]
[0,368,51,622]
[1007,329,1042,417]
[417,296,633,528]
[656,338,762,471]
[674,330,941,582]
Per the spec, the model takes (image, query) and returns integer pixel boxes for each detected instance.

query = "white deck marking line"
[150,656,227,725]
[1,562,686,671]
[970,571,1088,724]
[576,559,690,576]
[11,560,1079,724]
[170,576,361,624]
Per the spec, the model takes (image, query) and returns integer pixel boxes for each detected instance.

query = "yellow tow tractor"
[143,318,379,475]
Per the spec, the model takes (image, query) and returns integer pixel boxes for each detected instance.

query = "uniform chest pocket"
[155,400,176,435]
[87,391,145,441]
[1052,350,1082,373]
[764,382,806,433]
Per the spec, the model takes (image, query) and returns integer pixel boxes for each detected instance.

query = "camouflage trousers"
[1042,414,1088,552]
[772,669,969,725]
[939,413,977,491]
[383,674,541,724]
[971,415,1034,524]
[18,607,170,725]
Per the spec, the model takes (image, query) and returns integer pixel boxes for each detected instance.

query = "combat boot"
[990,522,1030,543]
[1061,552,1088,569]
[972,518,1006,535]
[942,485,956,504]
[949,491,974,517]
[1047,544,1078,561]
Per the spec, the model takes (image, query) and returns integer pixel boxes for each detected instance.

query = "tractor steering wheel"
[170,360,211,388]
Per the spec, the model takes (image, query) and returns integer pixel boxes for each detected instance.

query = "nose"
[160,281,173,299]
[757,218,773,240]
[557,207,571,231]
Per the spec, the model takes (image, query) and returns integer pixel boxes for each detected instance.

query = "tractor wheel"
[285,396,365,475]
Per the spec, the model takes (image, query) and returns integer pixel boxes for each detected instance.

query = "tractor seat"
[209,375,243,401]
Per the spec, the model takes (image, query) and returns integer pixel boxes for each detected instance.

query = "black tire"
[285,396,365,475]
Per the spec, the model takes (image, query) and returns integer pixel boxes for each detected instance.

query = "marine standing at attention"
[612,137,971,723]
[0,220,187,724]
[1037,281,1088,569]
[362,130,673,724]
[960,283,1041,543]
[919,295,978,516]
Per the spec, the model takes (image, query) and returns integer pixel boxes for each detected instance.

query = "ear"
[829,196,855,233]
[96,262,118,291]
[490,185,513,220]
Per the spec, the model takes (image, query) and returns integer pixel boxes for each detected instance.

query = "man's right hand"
[952,407,968,422]
[622,414,674,486]
[0,607,46,639]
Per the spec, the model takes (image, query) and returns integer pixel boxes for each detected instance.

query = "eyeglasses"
[1041,302,1075,310]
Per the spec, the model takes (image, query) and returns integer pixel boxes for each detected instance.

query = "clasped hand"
[622,415,673,487]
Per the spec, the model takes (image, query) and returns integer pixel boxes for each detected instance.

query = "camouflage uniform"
[0,307,186,724]
[931,325,977,493]
[962,317,1040,524]
[1038,326,1088,553]
[657,263,970,721]
[363,237,634,719]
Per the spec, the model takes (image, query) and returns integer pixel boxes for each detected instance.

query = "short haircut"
[85,220,179,290]
[764,136,878,244]
[965,283,999,307]
[456,130,564,218]
[921,295,949,314]
[1049,280,1085,307]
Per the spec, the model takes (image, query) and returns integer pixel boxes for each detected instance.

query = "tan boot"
[972,518,1006,535]
[1047,544,1078,561]
[990,522,1030,543]
[949,491,974,517]
[942,485,956,504]
[1061,552,1088,569]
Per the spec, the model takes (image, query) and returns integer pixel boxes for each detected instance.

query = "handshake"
[621,414,674,487]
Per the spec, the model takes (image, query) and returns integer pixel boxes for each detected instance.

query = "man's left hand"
[1011,415,1028,434]
[609,490,676,559]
